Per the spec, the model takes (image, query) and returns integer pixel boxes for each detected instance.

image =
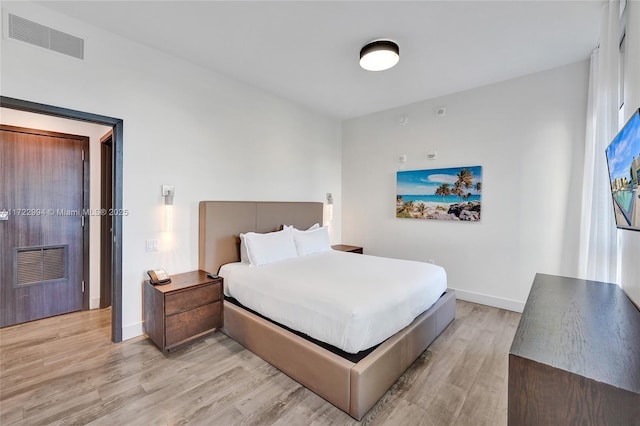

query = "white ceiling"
[38,1,603,119]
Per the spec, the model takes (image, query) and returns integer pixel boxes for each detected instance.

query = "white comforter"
[219,250,447,353]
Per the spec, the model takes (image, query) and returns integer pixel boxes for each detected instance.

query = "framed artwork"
[396,166,482,221]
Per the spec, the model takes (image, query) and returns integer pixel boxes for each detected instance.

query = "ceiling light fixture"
[359,40,399,71]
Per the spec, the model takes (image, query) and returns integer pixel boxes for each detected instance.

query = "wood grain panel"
[509,356,640,425]
[143,281,165,349]
[0,126,88,327]
[165,301,221,348]
[508,273,640,425]
[165,282,222,316]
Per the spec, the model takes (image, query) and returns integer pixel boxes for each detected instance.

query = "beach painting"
[396,166,483,221]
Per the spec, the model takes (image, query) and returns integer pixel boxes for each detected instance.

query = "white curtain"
[578,0,621,283]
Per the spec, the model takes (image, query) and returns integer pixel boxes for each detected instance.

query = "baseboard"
[449,288,525,313]
[122,321,144,341]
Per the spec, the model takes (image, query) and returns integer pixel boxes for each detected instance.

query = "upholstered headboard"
[198,201,324,273]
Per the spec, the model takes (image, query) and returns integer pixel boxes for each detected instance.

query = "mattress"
[219,251,447,353]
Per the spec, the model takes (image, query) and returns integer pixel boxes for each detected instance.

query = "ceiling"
[38,1,603,120]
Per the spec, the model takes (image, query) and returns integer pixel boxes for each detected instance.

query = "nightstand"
[144,270,223,351]
[331,244,363,254]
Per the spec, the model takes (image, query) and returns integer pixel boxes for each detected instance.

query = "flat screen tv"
[605,108,640,231]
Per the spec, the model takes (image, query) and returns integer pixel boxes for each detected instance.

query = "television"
[605,108,640,232]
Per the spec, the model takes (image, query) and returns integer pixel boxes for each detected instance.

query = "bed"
[198,201,456,420]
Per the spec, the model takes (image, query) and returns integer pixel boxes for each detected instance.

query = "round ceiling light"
[359,40,399,71]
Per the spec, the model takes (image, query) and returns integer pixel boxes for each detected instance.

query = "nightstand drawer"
[165,282,222,315]
[165,301,221,347]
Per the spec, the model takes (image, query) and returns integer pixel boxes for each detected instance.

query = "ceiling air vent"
[8,13,84,60]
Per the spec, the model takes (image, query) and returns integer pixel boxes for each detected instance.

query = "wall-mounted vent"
[8,13,84,60]
[15,246,68,286]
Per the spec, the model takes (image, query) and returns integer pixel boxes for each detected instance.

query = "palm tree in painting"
[435,183,451,202]
[456,168,474,191]
[475,181,482,195]
[416,202,427,218]
[397,200,415,217]
[396,196,407,216]
[453,182,464,201]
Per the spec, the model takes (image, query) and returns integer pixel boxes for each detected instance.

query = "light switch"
[145,239,159,252]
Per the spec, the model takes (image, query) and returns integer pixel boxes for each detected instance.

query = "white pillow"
[239,233,250,263]
[292,226,331,256]
[242,228,298,266]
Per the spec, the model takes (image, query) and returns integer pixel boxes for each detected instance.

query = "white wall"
[1,2,342,339]
[0,108,111,310]
[342,61,589,311]
[619,0,640,308]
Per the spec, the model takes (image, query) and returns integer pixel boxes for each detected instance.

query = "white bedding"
[219,250,447,353]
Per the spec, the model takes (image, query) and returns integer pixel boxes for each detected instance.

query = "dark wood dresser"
[144,270,223,351]
[509,273,640,425]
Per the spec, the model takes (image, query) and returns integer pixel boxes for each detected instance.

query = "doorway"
[0,96,124,343]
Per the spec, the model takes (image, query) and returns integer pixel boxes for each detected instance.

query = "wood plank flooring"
[0,300,520,425]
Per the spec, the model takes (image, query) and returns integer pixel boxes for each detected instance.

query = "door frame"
[1,96,124,343]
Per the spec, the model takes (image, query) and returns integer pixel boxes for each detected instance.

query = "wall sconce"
[162,185,175,232]
[162,185,175,205]
[326,192,334,223]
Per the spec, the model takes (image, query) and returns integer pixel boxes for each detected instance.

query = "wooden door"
[0,125,89,327]
[100,131,113,308]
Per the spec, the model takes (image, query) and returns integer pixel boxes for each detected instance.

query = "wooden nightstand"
[332,244,363,254]
[144,270,223,351]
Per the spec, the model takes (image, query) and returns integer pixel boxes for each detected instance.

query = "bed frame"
[198,201,456,420]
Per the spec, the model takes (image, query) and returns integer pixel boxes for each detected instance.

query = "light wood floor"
[0,300,520,425]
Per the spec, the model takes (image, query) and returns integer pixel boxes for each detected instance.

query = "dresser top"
[510,273,640,394]
[147,270,221,294]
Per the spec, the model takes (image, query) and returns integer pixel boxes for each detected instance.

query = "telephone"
[147,269,171,285]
